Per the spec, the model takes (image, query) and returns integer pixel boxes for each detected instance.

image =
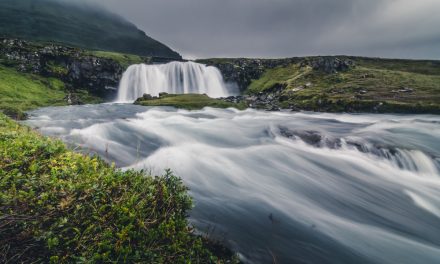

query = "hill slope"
[0,0,181,59]
[200,57,440,113]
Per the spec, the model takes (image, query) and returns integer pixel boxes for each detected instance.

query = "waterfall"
[116,61,231,102]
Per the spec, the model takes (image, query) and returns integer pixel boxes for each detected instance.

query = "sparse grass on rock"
[247,57,440,113]
[87,50,148,68]
[135,93,247,110]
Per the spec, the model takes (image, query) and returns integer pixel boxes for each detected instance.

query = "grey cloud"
[88,0,440,59]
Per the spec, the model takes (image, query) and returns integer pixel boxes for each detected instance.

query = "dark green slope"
[0,0,181,59]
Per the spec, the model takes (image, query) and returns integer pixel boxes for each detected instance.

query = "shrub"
[0,114,237,263]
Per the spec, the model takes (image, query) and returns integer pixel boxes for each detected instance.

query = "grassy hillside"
[87,50,146,68]
[135,93,247,110]
[0,0,181,59]
[0,63,106,119]
[247,57,440,113]
[0,113,237,263]
[0,65,67,119]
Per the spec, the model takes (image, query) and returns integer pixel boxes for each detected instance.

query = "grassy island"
[135,93,247,110]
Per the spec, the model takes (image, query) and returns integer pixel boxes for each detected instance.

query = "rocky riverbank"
[203,56,440,114]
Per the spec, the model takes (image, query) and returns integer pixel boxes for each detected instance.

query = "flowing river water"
[25,104,440,264]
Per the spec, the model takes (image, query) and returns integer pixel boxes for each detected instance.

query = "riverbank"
[0,112,239,263]
[199,57,440,114]
[23,104,440,263]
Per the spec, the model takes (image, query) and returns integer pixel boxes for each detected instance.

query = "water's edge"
[25,104,440,264]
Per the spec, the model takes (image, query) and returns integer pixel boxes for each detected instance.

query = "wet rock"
[278,127,343,148]
[279,127,322,145]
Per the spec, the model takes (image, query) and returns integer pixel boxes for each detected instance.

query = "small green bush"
[0,114,237,263]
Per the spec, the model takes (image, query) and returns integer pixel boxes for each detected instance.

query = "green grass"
[0,65,67,119]
[135,93,247,110]
[286,66,440,104]
[88,51,146,68]
[247,64,311,93]
[0,113,238,263]
[353,57,440,76]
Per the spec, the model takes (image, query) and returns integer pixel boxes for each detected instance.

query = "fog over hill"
[0,0,181,59]
[87,0,440,59]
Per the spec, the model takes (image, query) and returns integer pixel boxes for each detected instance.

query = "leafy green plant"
[0,113,238,263]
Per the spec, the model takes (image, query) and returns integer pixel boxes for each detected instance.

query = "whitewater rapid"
[116,61,232,101]
[25,105,440,264]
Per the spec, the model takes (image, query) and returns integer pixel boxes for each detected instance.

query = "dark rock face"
[0,38,124,99]
[198,58,301,92]
[199,57,354,92]
[219,83,286,111]
[65,56,123,98]
[301,57,355,74]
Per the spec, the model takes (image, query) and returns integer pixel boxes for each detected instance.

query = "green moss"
[46,61,69,76]
[0,113,238,263]
[0,65,67,118]
[88,50,147,68]
[247,64,311,94]
[70,89,105,105]
[135,93,247,110]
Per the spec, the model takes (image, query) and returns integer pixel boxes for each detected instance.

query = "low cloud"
[88,0,440,59]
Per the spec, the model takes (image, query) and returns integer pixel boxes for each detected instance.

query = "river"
[25,104,440,264]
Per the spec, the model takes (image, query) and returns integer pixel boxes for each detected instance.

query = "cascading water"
[116,61,231,102]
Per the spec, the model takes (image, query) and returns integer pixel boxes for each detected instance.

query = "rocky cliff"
[0,38,154,102]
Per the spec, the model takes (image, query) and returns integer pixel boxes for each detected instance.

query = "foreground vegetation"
[0,113,237,263]
[135,93,247,110]
[247,57,440,113]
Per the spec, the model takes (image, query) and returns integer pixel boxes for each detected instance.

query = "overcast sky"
[89,0,440,60]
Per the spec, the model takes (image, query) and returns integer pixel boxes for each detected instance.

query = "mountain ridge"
[0,0,181,59]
